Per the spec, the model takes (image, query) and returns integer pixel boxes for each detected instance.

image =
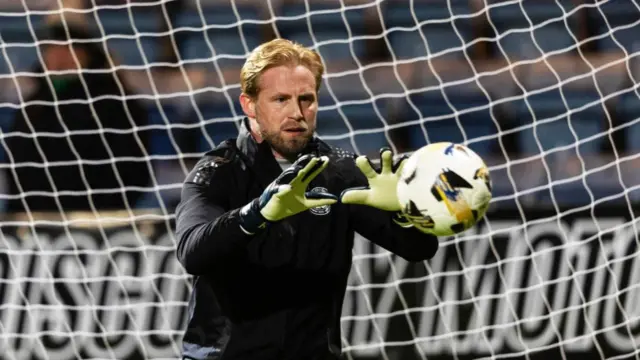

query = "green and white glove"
[238,154,337,234]
[340,148,407,212]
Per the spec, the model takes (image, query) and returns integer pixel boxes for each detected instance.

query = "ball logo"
[309,187,331,215]
[431,169,475,230]
[473,166,492,191]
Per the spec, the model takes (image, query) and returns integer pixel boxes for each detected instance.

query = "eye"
[275,96,287,103]
[299,95,315,104]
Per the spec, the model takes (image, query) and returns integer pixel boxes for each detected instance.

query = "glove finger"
[394,155,408,177]
[305,189,338,201]
[380,147,394,175]
[293,153,315,167]
[340,188,370,205]
[292,157,320,185]
[355,156,377,179]
[305,197,338,209]
[300,156,329,184]
[276,156,312,185]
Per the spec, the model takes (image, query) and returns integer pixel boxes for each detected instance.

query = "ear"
[239,93,256,119]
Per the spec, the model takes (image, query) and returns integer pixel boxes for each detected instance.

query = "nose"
[290,100,304,121]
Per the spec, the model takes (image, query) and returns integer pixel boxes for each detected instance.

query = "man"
[4,22,151,213]
[175,38,439,360]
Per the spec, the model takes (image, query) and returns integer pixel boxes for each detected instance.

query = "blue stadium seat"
[202,120,241,150]
[542,181,593,207]
[0,14,44,73]
[627,121,640,152]
[545,167,628,207]
[590,0,640,52]
[595,22,640,53]
[615,89,640,123]
[383,0,472,26]
[275,3,367,34]
[609,24,640,54]
[387,27,469,60]
[404,90,499,156]
[0,39,156,72]
[0,39,156,71]
[518,118,603,154]
[176,7,263,65]
[317,101,390,155]
[0,44,40,73]
[499,25,577,58]
[196,103,242,151]
[147,102,240,156]
[410,120,498,157]
[384,1,473,60]
[105,37,157,66]
[0,106,14,130]
[180,31,262,61]
[513,89,606,154]
[487,0,580,58]
[619,91,640,151]
[487,0,579,29]
[274,3,368,62]
[0,13,47,42]
[91,7,158,35]
[0,9,159,70]
[147,104,183,156]
[89,7,160,66]
[287,31,367,63]
[177,5,262,28]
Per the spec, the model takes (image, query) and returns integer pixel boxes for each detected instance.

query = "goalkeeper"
[175,38,439,360]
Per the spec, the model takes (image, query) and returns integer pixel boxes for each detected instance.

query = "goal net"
[0,0,639,359]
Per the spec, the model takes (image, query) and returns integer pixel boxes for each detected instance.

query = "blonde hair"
[240,38,324,98]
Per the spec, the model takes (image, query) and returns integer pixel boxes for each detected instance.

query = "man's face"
[241,64,318,159]
[43,44,87,73]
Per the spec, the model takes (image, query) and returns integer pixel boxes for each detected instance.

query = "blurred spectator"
[45,0,87,28]
[4,22,151,214]
[0,0,57,11]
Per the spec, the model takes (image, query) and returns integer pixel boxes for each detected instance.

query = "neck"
[272,149,287,160]
[248,118,263,143]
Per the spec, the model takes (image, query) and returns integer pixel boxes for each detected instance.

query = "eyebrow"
[298,93,315,100]
[270,93,315,100]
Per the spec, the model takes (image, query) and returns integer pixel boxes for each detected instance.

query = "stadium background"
[0,0,639,359]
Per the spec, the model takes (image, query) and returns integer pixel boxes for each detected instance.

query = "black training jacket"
[174,119,439,360]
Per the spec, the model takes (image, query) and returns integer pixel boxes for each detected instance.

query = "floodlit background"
[0,1,639,360]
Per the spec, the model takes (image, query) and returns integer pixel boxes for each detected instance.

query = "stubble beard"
[260,128,313,160]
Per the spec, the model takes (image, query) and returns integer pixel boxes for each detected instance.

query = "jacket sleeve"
[174,155,253,275]
[346,163,439,262]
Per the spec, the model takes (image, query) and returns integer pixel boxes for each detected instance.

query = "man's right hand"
[238,154,337,234]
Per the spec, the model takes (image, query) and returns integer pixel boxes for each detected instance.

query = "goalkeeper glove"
[340,148,407,212]
[238,154,337,234]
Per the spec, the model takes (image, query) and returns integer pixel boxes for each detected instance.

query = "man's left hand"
[340,148,406,212]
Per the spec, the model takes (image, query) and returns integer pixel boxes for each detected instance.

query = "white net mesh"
[0,0,639,359]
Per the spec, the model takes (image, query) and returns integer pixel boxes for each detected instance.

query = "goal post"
[0,0,639,360]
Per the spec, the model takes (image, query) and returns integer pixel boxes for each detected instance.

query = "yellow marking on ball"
[435,172,474,226]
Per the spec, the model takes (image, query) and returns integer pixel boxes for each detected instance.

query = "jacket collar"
[235,117,264,167]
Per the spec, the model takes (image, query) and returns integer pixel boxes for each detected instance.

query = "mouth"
[282,127,307,135]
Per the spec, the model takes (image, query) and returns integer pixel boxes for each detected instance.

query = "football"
[396,142,492,236]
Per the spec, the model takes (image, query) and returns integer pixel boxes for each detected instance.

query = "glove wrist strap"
[238,198,269,235]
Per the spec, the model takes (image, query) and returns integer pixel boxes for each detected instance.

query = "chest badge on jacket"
[308,187,332,215]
